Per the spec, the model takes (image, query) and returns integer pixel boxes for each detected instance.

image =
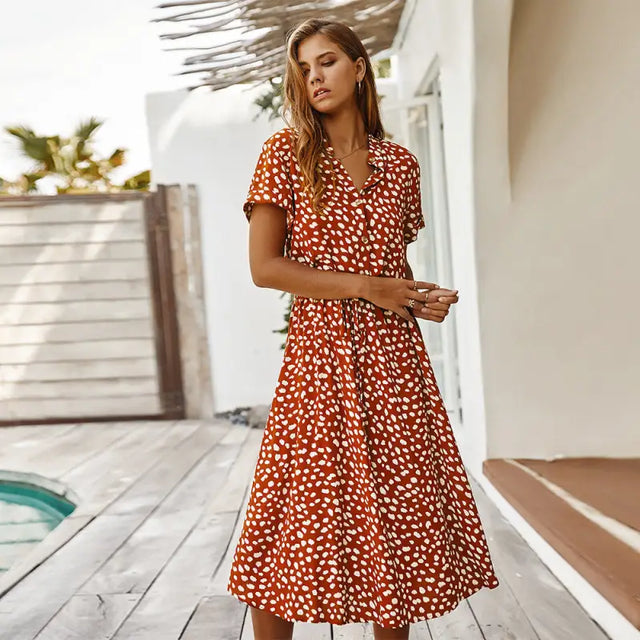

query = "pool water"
[0,481,76,575]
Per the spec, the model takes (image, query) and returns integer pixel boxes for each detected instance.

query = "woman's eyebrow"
[299,51,336,67]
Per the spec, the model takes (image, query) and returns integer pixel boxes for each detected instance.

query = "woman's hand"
[410,288,459,323]
[363,277,442,322]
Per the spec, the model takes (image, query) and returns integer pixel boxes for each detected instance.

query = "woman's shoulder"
[378,135,419,168]
[260,126,297,153]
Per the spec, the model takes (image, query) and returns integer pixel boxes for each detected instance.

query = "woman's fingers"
[419,300,450,311]
[395,306,414,322]
[415,306,448,322]
[406,279,439,290]
[410,297,452,322]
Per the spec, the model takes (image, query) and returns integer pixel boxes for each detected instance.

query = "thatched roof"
[153,0,406,91]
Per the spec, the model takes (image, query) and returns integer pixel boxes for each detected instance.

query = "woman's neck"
[321,112,367,156]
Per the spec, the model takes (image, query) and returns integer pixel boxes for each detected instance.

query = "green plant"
[0,117,151,195]
[252,78,284,122]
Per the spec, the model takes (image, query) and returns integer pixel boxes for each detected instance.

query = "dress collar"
[321,132,386,191]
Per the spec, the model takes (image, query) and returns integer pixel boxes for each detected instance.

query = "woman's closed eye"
[302,61,335,76]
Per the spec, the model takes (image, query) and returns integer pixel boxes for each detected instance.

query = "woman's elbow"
[250,258,277,288]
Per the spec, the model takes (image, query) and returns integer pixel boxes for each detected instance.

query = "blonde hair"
[282,18,385,214]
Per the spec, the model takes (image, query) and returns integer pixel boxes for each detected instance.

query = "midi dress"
[226,126,500,628]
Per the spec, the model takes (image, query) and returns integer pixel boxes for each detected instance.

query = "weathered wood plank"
[65,422,199,517]
[0,202,143,225]
[78,426,249,595]
[0,377,158,401]
[0,320,153,345]
[427,600,482,639]
[297,621,334,639]
[466,566,538,640]
[0,241,146,265]
[406,620,430,639]
[0,299,153,325]
[240,608,255,639]
[0,395,161,421]
[0,515,92,598]
[101,422,230,517]
[0,513,142,640]
[0,422,131,478]
[0,423,183,596]
[1,358,157,382]
[180,596,247,640]
[332,622,371,639]
[0,221,145,245]
[110,510,238,640]
[0,279,149,304]
[35,593,142,640]
[203,427,264,517]
[0,339,154,364]
[208,428,263,597]
[0,423,91,470]
[0,424,229,640]
[0,261,148,285]
[0,422,78,448]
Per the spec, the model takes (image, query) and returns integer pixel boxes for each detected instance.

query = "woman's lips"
[314,89,331,100]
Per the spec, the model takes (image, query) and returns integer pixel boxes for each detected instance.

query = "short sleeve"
[243,130,294,222]
[403,155,426,244]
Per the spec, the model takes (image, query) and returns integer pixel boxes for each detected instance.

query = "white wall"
[146,85,290,412]
[485,0,640,458]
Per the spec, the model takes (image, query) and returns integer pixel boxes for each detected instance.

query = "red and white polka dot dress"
[227,127,500,628]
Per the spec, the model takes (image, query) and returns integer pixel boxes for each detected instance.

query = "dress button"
[354,198,363,206]
[362,234,370,244]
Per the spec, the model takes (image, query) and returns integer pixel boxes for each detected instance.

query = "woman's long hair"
[282,19,385,214]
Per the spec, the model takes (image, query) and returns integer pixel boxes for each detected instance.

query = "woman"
[227,18,499,640]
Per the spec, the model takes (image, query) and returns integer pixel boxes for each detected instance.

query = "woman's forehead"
[297,35,340,63]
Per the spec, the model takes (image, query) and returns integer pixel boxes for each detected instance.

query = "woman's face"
[297,33,362,113]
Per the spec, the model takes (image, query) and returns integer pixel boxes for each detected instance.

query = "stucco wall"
[146,86,290,412]
[479,0,640,457]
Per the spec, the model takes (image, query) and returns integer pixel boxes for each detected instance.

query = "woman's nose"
[310,69,323,85]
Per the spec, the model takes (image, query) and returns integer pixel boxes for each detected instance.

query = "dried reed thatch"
[153,0,406,91]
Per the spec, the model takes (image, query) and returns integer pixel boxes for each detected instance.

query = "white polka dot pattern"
[228,127,499,628]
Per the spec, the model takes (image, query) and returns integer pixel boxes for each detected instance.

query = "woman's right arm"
[248,202,368,300]
[248,203,432,321]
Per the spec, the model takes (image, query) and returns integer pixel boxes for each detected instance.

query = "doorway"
[388,75,462,430]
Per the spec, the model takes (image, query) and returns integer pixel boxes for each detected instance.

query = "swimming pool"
[0,480,76,575]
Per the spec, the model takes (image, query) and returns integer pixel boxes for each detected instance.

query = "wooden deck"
[0,420,610,640]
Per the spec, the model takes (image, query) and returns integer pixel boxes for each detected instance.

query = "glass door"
[388,80,462,430]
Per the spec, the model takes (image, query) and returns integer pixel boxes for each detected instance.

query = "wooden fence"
[0,188,191,424]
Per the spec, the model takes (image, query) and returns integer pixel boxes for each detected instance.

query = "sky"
[0,0,240,190]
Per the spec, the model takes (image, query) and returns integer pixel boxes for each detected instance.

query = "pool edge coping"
[0,470,85,598]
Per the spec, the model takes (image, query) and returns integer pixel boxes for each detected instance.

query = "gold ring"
[408,299,415,308]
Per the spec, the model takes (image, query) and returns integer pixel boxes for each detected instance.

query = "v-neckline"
[323,133,375,193]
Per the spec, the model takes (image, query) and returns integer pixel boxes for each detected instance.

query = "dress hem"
[227,576,500,628]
